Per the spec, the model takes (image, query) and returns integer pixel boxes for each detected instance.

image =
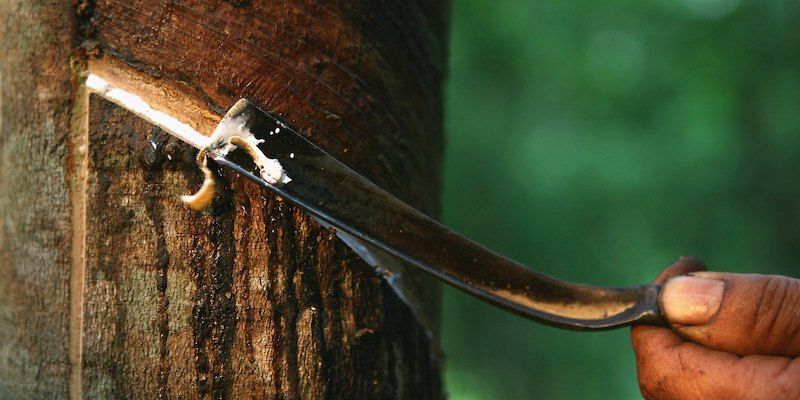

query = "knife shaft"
[212,100,666,331]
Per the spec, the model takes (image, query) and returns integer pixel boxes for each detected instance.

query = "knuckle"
[639,383,656,400]
[636,355,673,400]
[751,276,800,341]
[637,372,659,400]
[636,353,657,397]
[775,358,800,398]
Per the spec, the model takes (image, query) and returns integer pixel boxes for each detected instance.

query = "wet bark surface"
[80,97,440,399]
[1,0,448,399]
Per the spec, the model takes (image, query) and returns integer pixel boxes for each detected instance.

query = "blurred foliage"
[440,0,800,398]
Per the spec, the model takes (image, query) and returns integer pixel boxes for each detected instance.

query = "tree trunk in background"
[0,1,449,398]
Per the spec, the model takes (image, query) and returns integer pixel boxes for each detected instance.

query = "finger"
[660,272,800,357]
[629,257,707,396]
[632,324,800,400]
[653,256,707,285]
[629,256,705,357]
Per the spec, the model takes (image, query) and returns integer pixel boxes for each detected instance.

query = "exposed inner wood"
[67,65,89,400]
[88,57,221,139]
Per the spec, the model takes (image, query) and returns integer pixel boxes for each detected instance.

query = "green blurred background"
[439,0,800,398]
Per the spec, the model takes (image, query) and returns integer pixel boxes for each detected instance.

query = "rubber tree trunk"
[0,1,449,399]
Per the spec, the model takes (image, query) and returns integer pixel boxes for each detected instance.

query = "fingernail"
[661,276,725,325]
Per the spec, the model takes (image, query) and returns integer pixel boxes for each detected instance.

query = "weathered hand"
[631,257,800,399]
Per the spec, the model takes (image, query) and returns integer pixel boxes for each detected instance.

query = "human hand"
[631,257,800,399]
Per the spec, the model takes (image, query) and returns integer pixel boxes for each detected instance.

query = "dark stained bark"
[1,0,449,399]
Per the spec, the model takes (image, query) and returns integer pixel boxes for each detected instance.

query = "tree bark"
[0,1,449,399]
[0,1,77,398]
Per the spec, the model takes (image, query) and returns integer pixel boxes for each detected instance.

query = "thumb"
[660,271,800,358]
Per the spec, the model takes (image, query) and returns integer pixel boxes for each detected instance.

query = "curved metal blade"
[213,99,665,331]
